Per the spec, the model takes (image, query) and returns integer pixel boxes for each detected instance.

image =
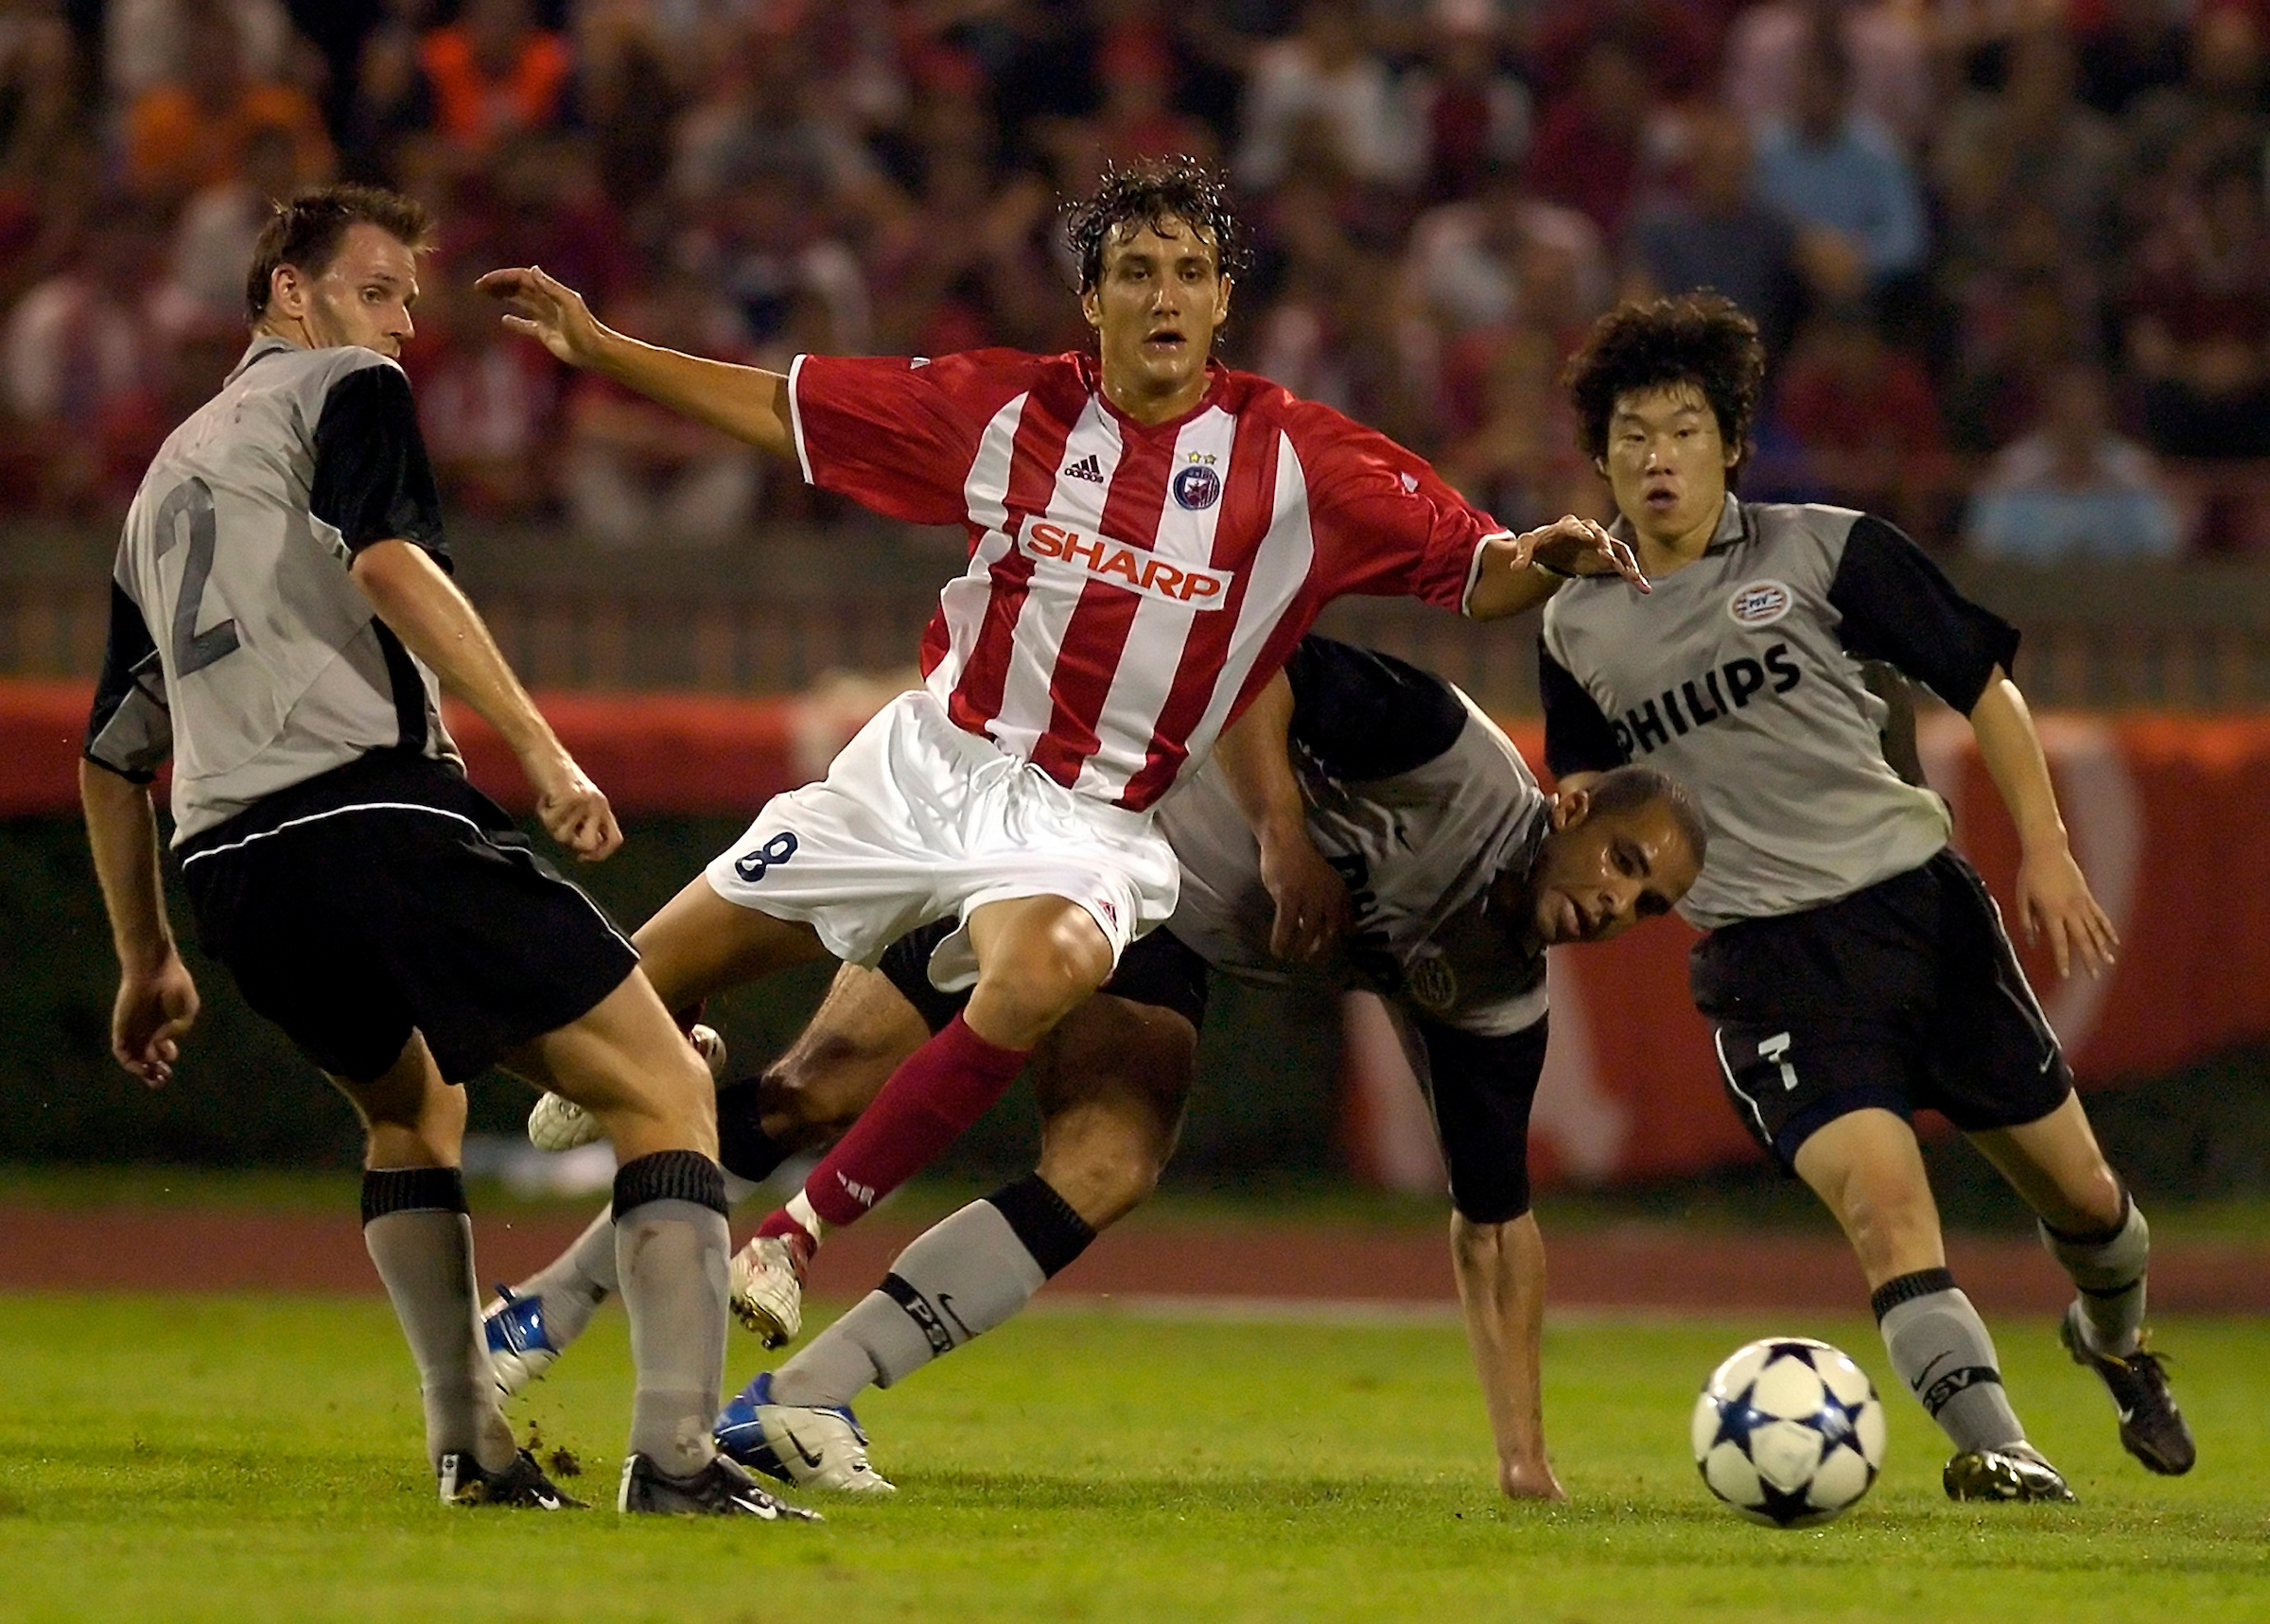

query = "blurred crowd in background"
[3,0,2269,559]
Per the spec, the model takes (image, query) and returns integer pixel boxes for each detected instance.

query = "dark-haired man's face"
[1600,382,1737,553]
[1082,216,1231,423]
[266,222,420,358]
[1498,790,1697,949]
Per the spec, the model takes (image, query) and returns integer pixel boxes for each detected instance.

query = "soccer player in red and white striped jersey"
[480,159,1644,1283]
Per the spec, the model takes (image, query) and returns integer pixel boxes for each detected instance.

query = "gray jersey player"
[1537,293,2191,1502]
[488,637,1706,1502]
[78,184,807,1519]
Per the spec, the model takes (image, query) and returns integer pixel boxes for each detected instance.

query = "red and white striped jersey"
[788,349,1505,812]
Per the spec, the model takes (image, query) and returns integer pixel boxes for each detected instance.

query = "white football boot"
[729,1233,808,1348]
[714,1371,896,1494]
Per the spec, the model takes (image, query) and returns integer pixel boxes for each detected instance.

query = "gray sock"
[614,1154,732,1477]
[774,1178,1093,1407]
[2040,1195,2150,1357]
[503,1206,619,1352]
[361,1168,516,1474]
[1873,1268,2027,1454]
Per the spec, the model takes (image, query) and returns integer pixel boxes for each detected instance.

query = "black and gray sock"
[772,1173,1096,1408]
[2040,1192,2150,1357]
[613,1151,733,1476]
[362,1166,517,1474]
[1873,1266,2027,1454]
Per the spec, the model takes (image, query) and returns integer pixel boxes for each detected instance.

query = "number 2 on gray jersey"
[156,476,240,676]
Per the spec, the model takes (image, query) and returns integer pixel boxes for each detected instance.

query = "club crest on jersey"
[1172,463,1221,510]
[1022,519,1231,606]
[1728,580,1794,627]
[1405,955,1458,1014]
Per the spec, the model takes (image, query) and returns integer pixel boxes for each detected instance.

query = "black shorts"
[879,917,1212,1036]
[1690,847,2071,1171]
[179,748,640,1086]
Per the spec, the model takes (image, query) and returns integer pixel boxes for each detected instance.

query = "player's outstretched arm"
[1968,666,2119,979]
[1450,1210,1565,1501]
[1214,671,1348,962]
[1466,515,1648,621]
[477,266,794,460]
[350,539,622,861]
[79,759,198,1086]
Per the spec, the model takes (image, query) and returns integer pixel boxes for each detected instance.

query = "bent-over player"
[488,637,1706,1501]
[476,159,1645,1304]
[79,185,810,1519]
[1538,293,2191,1502]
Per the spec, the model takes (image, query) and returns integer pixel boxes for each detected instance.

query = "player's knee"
[1837,1176,1942,1275]
[975,934,1112,1037]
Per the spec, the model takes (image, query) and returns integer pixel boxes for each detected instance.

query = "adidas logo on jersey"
[1022,520,1232,606]
[1062,454,1105,483]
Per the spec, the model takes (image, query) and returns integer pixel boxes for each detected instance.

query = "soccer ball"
[1690,1336,1887,1528]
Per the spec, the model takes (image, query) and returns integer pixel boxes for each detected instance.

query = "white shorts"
[704,690,1180,990]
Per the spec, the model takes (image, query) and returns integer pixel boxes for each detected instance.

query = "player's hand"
[527,750,622,861]
[477,265,607,369]
[1521,515,1650,593]
[1500,1453,1566,1502]
[113,955,199,1088]
[2017,845,2119,979]
[1258,825,1350,963]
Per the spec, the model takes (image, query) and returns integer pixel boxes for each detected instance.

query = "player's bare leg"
[634,873,832,1015]
[516,878,828,1157]
[755,964,932,1153]
[749,896,1113,1273]
[1029,990,1194,1227]
[1791,1109,1947,1290]
[335,1034,547,1500]
[1793,1107,2069,1500]
[1969,1093,2191,1473]
[725,993,1194,1493]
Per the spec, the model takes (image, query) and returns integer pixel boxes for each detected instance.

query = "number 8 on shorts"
[733,831,799,882]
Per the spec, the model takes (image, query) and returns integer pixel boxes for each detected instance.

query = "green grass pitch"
[1,1295,2264,1622]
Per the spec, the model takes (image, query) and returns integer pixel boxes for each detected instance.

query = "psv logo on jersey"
[1022,520,1233,607]
[1728,580,1795,627]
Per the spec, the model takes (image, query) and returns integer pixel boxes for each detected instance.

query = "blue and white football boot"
[484,1286,560,1401]
[714,1371,896,1494]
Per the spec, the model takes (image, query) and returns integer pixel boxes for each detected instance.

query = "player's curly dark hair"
[245,183,434,324]
[1065,157,1250,292]
[1563,293,1766,478]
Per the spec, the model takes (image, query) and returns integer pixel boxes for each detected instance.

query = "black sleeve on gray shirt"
[1416,1015,1548,1224]
[1826,514,2018,713]
[309,364,451,567]
[1284,635,1470,780]
[83,580,170,781]
[1539,642,1629,777]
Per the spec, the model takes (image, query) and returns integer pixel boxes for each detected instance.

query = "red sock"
[771,1014,1030,1232]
